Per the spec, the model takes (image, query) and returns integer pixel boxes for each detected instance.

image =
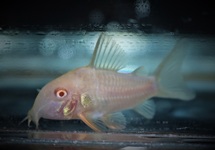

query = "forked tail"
[154,39,195,100]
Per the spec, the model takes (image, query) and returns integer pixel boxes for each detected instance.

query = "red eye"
[55,88,68,98]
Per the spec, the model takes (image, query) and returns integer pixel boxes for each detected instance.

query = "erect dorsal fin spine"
[89,33,126,71]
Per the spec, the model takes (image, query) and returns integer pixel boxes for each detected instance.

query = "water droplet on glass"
[57,44,75,60]
[89,10,104,25]
[39,32,65,56]
[0,35,11,55]
[39,38,57,56]
[135,0,151,19]
[106,21,121,31]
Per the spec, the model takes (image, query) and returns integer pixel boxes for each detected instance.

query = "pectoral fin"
[78,111,126,132]
[78,113,107,132]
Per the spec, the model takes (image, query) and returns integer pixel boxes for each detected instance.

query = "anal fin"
[134,99,156,119]
[102,112,126,130]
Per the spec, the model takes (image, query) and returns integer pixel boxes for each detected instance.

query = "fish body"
[23,33,195,132]
[68,67,157,114]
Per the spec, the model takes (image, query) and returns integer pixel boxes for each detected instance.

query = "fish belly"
[89,69,157,113]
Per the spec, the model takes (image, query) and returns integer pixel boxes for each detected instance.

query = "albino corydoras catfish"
[22,33,195,132]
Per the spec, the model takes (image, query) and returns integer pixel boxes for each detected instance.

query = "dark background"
[0,0,214,34]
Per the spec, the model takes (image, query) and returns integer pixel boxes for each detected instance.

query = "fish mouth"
[20,100,55,129]
[20,99,77,128]
[58,99,77,118]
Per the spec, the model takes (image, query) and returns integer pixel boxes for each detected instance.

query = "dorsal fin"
[89,33,126,71]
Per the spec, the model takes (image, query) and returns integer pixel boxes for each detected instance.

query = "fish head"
[25,76,80,128]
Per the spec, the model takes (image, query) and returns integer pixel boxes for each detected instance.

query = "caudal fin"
[154,39,195,101]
